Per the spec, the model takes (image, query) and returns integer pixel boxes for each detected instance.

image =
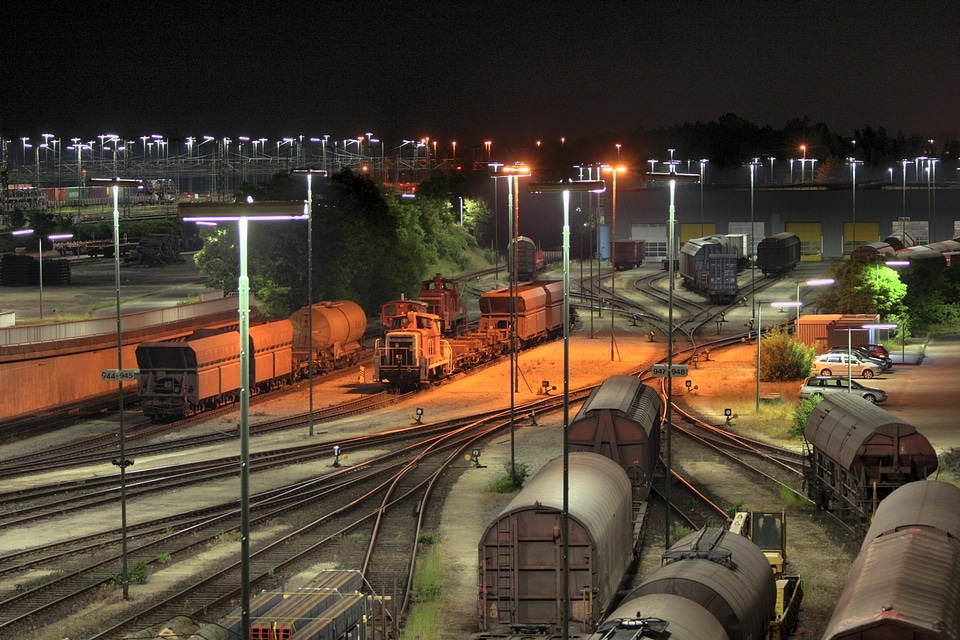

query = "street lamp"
[181,198,308,640]
[757,301,803,410]
[749,159,761,318]
[646,170,699,549]
[795,278,834,321]
[848,158,864,253]
[602,165,626,361]
[528,179,605,640]
[293,169,326,437]
[40,233,74,320]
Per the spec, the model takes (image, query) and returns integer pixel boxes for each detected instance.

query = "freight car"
[477,453,635,635]
[850,240,896,260]
[568,375,661,500]
[373,280,563,388]
[288,300,367,376]
[882,230,918,251]
[510,235,545,282]
[678,235,742,303]
[755,232,801,276]
[849,235,960,271]
[136,320,295,420]
[822,481,960,640]
[803,394,938,520]
[612,239,645,270]
[593,527,776,640]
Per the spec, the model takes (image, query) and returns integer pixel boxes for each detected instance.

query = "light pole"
[488,162,504,279]
[646,170,699,548]
[749,159,761,319]
[602,165,626,361]
[848,158,864,253]
[88,177,141,599]
[181,199,308,640]
[757,301,803,410]
[699,159,708,229]
[800,145,807,182]
[795,278,834,322]
[528,179,605,640]
[40,233,74,320]
[293,169,325,437]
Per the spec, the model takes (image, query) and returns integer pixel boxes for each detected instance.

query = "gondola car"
[755,232,801,276]
[612,239,645,270]
[803,394,938,521]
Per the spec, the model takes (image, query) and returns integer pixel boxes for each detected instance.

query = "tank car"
[822,481,960,640]
[679,235,740,303]
[510,235,545,282]
[755,232,801,276]
[603,527,776,640]
[568,375,660,500]
[612,239,645,270]
[288,300,367,375]
[803,394,938,519]
[136,320,294,420]
[418,273,467,336]
[477,453,634,635]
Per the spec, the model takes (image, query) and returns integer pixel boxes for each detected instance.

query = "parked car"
[863,343,891,358]
[798,376,888,403]
[827,346,892,370]
[812,353,881,379]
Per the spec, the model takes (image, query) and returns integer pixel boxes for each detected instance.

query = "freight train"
[851,234,960,271]
[135,299,367,420]
[373,280,563,388]
[755,232,801,276]
[802,394,938,522]
[678,234,745,302]
[477,376,661,635]
[822,481,960,640]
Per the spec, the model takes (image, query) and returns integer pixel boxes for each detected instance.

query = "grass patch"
[490,461,530,493]
[402,542,444,639]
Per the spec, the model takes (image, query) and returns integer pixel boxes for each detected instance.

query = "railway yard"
[1,254,958,640]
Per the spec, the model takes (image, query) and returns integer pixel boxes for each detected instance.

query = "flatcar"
[595,527,776,640]
[136,320,294,420]
[822,481,960,640]
[612,239,645,270]
[477,453,635,635]
[803,394,938,520]
[568,375,661,500]
[678,235,742,303]
[510,235,545,282]
[755,232,801,276]
[418,273,467,335]
[288,300,367,376]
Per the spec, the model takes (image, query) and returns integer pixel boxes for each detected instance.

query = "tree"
[813,258,905,315]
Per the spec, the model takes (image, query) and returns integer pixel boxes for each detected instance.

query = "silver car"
[812,353,881,379]
[798,376,887,403]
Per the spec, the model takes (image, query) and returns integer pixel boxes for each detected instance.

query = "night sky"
[4,1,958,147]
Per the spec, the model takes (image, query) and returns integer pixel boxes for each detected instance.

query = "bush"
[791,396,822,439]
[939,447,960,480]
[491,461,531,493]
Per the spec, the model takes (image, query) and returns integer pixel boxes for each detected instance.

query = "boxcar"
[679,236,740,302]
[755,232,801,276]
[477,453,634,635]
[823,481,960,640]
[617,527,776,640]
[803,394,938,518]
[612,239,645,270]
[568,376,661,499]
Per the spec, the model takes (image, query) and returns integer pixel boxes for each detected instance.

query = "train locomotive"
[374,280,563,388]
[802,394,938,520]
[678,234,744,303]
[822,481,960,640]
[136,299,366,420]
[380,273,466,338]
[755,232,801,276]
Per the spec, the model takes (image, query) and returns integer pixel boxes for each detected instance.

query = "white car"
[811,353,881,379]
[799,376,887,403]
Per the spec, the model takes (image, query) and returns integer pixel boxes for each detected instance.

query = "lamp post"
[180,199,308,640]
[528,179,605,640]
[749,159,761,319]
[293,169,325,436]
[646,170,699,548]
[795,278,834,322]
[602,165,626,361]
[757,301,803,410]
[848,158,863,253]
[41,233,74,320]
[89,177,141,598]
